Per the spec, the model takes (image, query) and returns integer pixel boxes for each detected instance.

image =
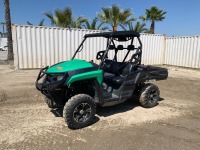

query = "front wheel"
[63,94,96,129]
[139,83,160,108]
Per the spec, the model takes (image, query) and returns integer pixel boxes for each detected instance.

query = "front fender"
[66,70,103,85]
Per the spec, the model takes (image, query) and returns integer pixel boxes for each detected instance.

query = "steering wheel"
[96,51,105,60]
[101,59,111,70]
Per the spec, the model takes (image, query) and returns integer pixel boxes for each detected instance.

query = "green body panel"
[46,59,103,85]
[46,59,93,73]
[66,70,103,85]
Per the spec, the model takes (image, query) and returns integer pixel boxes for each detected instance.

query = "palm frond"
[72,16,88,28]
[90,17,98,29]
[100,26,109,31]
[38,19,45,26]
[44,12,56,26]
[98,4,135,31]
[44,7,88,28]
[27,21,33,25]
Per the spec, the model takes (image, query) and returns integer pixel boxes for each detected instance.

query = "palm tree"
[145,6,167,34]
[133,22,148,33]
[125,22,148,33]
[27,19,45,26]
[71,16,88,28]
[44,7,72,28]
[98,4,135,31]
[83,17,108,30]
[4,0,13,61]
[139,15,147,22]
[44,7,88,28]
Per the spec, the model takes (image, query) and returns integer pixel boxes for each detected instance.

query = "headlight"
[47,74,65,82]
[57,75,64,81]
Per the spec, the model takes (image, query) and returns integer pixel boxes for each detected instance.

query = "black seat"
[104,73,125,85]
[104,72,115,78]
[102,59,125,74]
[121,63,135,76]
[109,76,125,85]
[103,62,135,85]
[102,45,137,85]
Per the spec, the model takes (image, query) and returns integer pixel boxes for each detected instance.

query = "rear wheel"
[139,83,160,108]
[63,94,96,129]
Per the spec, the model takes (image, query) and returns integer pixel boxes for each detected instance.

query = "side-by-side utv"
[36,31,168,129]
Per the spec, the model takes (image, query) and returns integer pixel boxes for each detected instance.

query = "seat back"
[117,45,123,50]
[102,59,126,75]
[121,63,134,76]
[127,45,135,51]
[108,45,115,50]
[110,61,125,74]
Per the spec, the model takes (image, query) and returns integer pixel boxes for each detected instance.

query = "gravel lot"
[0,65,200,150]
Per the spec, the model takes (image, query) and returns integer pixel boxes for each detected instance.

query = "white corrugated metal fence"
[13,25,105,68]
[0,38,8,61]
[12,25,200,69]
[165,36,200,68]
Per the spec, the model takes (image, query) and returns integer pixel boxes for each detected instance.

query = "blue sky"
[0,0,199,36]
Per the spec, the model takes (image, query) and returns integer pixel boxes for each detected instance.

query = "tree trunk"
[113,26,117,31]
[150,20,155,34]
[4,0,14,61]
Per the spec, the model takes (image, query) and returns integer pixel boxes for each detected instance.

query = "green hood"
[46,59,93,73]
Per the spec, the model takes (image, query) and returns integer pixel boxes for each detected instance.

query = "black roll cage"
[71,31,143,67]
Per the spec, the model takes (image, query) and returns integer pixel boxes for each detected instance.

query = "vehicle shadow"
[50,96,165,123]
[97,96,165,117]
[50,108,100,128]
[51,108,63,117]
[96,95,140,117]
[49,96,140,118]
[159,97,165,101]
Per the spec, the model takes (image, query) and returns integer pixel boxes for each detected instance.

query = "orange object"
[113,26,117,31]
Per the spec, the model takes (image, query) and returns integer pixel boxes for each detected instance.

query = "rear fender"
[135,66,168,83]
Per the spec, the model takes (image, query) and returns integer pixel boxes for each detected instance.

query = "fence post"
[12,25,19,70]
[162,34,166,65]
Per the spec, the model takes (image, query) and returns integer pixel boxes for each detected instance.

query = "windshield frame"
[71,34,143,67]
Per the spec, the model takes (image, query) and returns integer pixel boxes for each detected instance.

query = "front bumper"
[35,66,68,92]
[35,66,69,108]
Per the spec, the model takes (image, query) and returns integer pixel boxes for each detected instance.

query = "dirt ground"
[0,65,200,150]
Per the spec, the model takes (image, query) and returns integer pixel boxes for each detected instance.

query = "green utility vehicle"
[36,31,168,129]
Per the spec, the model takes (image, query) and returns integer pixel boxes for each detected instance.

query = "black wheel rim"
[73,103,92,123]
[149,89,158,102]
